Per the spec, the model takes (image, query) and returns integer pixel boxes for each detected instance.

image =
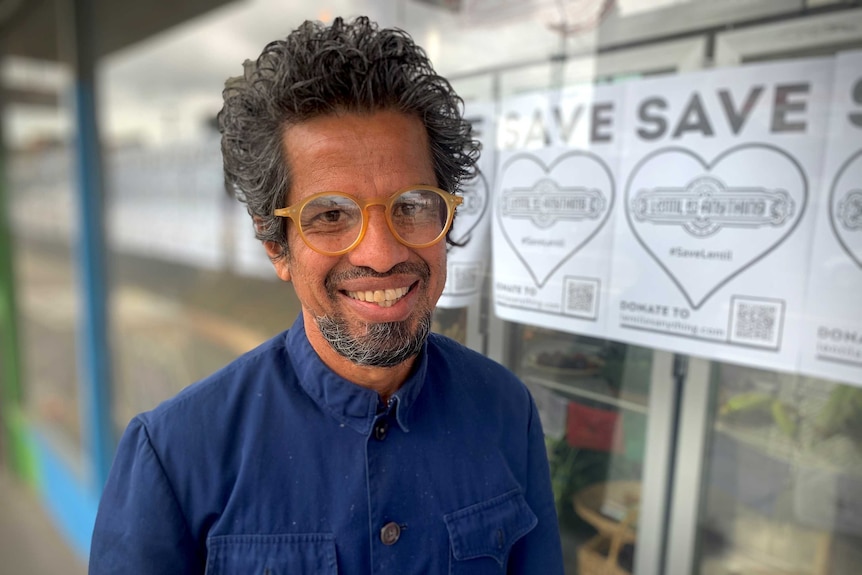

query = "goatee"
[315,312,431,367]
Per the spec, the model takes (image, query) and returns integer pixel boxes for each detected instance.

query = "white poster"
[439,101,496,308]
[606,58,833,371]
[492,85,622,337]
[799,50,862,387]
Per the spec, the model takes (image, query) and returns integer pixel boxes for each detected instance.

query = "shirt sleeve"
[507,396,565,575]
[89,417,202,575]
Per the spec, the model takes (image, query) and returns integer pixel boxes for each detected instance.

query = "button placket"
[367,398,403,569]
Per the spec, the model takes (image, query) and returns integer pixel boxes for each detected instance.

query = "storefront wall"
[2,0,860,572]
[423,3,862,572]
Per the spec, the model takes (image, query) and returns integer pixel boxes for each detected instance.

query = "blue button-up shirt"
[90,314,563,574]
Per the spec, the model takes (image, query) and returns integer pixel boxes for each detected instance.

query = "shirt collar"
[285,313,427,435]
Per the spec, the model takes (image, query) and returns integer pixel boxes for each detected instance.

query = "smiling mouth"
[346,286,410,308]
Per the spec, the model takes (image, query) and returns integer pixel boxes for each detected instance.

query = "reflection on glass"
[510,324,653,574]
[700,364,862,574]
[432,307,468,344]
[8,92,83,452]
[95,131,305,430]
[13,238,81,446]
[106,235,303,432]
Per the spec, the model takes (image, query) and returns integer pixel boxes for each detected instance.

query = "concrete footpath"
[0,470,87,575]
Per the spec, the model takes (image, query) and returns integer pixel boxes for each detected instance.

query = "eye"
[319,209,344,223]
[393,201,419,218]
[393,192,437,219]
[301,196,361,232]
[305,207,353,228]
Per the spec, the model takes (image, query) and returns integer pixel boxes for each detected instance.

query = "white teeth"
[347,286,409,307]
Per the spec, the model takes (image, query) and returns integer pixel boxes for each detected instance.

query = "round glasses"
[274,185,463,256]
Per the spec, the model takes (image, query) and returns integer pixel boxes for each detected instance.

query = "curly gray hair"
[218,16,479,258]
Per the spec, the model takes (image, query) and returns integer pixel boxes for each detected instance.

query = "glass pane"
[101,45,309,431]
[104,142,305,428]
[509,323,654,574]
[6,56,82,453]
[432,307,469,344]
[698,364,862,575]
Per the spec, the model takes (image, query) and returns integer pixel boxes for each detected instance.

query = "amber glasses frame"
[273,185,463,256]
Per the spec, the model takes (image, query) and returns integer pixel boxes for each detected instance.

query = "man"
[90,17,563,574]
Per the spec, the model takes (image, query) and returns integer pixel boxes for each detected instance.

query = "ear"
[263,241,291,282]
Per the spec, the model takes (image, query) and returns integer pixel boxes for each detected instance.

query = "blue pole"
[70,0,114,490]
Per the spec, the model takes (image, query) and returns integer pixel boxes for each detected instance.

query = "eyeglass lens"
[299,188,449,253]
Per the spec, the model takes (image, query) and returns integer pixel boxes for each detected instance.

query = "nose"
[346,206,410,272]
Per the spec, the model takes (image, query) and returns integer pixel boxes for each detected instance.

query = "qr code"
[563,277,599,319]
[729,297,784,349]
[447,262,481,294]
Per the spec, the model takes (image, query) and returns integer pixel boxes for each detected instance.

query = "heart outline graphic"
[497,151,615,288]
[828,149,862,271]
[450,169,490,246]
[625,143,808,310]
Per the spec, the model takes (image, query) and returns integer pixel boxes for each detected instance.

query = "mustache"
[325,262,431,293]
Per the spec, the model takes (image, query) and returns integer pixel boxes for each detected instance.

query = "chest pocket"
[205,533,337,575]
[444,489,537,574]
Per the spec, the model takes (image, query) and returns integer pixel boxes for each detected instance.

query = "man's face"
[267,110,447,375]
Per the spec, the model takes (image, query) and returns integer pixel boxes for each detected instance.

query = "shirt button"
[380,521,401,545]
[374,419,389,441]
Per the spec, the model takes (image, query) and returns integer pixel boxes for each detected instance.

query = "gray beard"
[314,312,432,368]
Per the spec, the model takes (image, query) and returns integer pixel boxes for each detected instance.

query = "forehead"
[282,110,436,201]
